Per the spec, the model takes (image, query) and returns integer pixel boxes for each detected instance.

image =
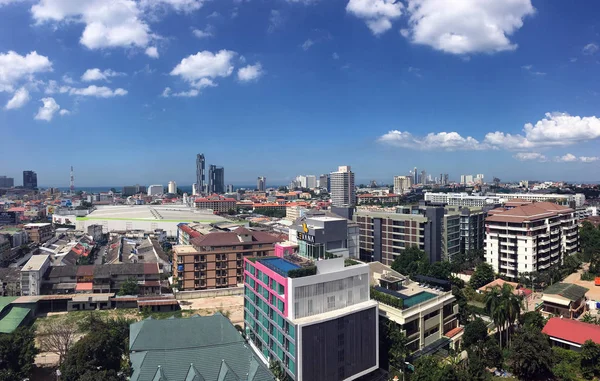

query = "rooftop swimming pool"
[259,258,301,277]
[402,291,437,308]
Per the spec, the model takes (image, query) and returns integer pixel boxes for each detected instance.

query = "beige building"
[393,175,413,195]
[23,223,53,244]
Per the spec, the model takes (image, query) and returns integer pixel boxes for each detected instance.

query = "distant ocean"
[49,185,276,193]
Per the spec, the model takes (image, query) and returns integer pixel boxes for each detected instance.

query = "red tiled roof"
[445,326,464,339]
[75,282,93,291]
[7,207,25,212]
[542,317,600,345]
[179,224,202,238]
[486,202,574,223]
[143,263,160,275]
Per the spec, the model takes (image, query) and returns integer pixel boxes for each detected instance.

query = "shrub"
[287,266,317,278]
[370,287,404,309]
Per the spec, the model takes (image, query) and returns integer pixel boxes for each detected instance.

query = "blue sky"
[1,0,600,187]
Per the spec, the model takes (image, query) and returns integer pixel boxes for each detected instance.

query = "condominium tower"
[393,175,413,195]
[330,166,355,207]
[257,176,266,192]
[196,154,205,195]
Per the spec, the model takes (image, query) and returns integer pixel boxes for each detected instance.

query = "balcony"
[424,315,440,331]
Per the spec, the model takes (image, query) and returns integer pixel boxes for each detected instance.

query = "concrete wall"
[174,286,243,300]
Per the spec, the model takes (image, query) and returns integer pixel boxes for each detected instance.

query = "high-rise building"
[0,176,14,188]
[393,175,413,195]
[420,170,426,185]
[168,181,177,194]
[257,176,266,192]
[147,184,163,196]
[196,154,205,195]
[208,165,225,194]
[318,174,330,191]
[226,184,234,193]
[305,175,316,189]
[485,202,579,280]
[23,170,37,189]
[413,167,418,185]
[330,166,355,207]
[244,253,379,381]
[123,185,146,196]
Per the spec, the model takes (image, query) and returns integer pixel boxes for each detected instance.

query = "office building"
[123,184,146,196]
[208,165,225,194]
[289,215,358,259]
[257,176,266,192]
[194,194,237,213]
[196,153,205,194]
[23,170,37,189]
[0,176,14,188]
[21,254,51,296]
[244,254,379,381]
[147,184,163,196]
[23,223,53,244]
[485,202,579,280]
[318,174,330,191]
[129,314,275,381]
[355,204,446,265]
[168,181,177,194]
[369,262,461,354]
[173,227,283,290]
[330,166,355,207]
[393,176,413,195]
[413,167,418,185]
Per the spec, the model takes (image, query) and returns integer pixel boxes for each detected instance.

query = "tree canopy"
[508,328,553,380]
[463,318,488,349]
[0,327,38,381]
[117,278,139,296]
[469,262,495,289]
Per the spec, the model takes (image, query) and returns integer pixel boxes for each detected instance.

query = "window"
[327,296,335,309]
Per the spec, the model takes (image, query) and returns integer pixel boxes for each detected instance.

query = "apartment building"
[194,194,237,213]
[425,192,586,208]
[173,228,283,290]
[23,223,54,244]
[459,207,486,253]
[21,254,51,296]
[369,262,461,354]
[330,166,356,207]
[485,202,579,280]
[441,212,461,261]
[244,254,378,381]
[393,176,413,195]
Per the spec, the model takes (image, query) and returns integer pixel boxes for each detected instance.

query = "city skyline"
[2,1,600,185]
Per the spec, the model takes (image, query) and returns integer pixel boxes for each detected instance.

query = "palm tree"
[484,286,504,348]
[501,284,523,347]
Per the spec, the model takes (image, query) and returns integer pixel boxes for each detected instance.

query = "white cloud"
[513,152,546,162]
[59,109,70,116]
[401,0,535,55]
[583,43,599,55]
[301,39,314,51]
[268,9,284,33]
[521,64,545,76]
[237,63,264,82]
[192,26,213,39]
[69,85,128,98]
[81,68,125,82]
[62,74,75,84]
[0,0,21,6]
[580,156,600,163]
[0,50,52,92]
[554,153,577,162]
[140,0,205,13]
[162,81,213,97]
[346,0,403,35]
[32,0,152,50]
[378,130,485,151]
[161,87,172,97]
[332,52,340,60]
[207,11,220,18]
[484,112,600,150]
[145,46,159,58]
[170,50,236,85]
[34,97,60,121]
[172,89,199,97]
[5,87,30,110]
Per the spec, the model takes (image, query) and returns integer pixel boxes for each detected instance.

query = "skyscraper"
[413,167,418,185]
[330,165,355,207]
[208,165,225,194]
[420,170,426,185]
[23,170,37,189]
[0,176,14,188]
[318,174,330,191]
[257,176,266,192]
[196,154,205,195]
[393,175,413,194]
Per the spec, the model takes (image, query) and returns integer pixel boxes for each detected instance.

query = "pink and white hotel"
[243,243,379,381]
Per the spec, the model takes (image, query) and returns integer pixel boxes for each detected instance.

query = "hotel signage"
[297,231,315,243]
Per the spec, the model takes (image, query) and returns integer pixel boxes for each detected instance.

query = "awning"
[75,282,93,291]
[542,294,571,307]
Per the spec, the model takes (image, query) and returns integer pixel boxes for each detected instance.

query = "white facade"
[393,175,413,195]
[147,184,163,196]
[168,181,177,194]
[192,183,199,196]
[20,254,50,296]
[330,166,356,207]
[306,175,316,189]
[424,192,586,208]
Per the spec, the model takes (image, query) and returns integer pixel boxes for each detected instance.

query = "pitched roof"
[486,202,574,223]
[544,282,589,301]
[129,314,274,381]
[542,317,600,345]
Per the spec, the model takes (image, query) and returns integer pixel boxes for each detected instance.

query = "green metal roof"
[0,306,31,334]
[129,314,274,381]
[0,297,18,315]
[544,282,589,301]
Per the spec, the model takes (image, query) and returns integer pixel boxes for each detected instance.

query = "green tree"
[580,340,600,379]
[501,284,523,346]
[379,318,408,372]
[0,327,38,380]
[470,262,495,289]
[391,246,428,276]
[117,278,139,296]
[508,328,553,380]
[465,349,492,381]
[484,286,506,348]
[268,359,289,381]
[519,311,546,331]
[552,347,581,381]
[463,318,488,349]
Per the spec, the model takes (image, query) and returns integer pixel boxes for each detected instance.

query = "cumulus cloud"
[401,0,535,55]
[301,39,315,51]
[237,63,264,82]
[378,130,485,151]
[59,109,70,116]
[0,50,52,92]
[484,112,600,149]
[554,153,577,162]
[513,152,546,162]
[170,50,236,87]
[172,89,199,97]
[69,85,128,98]
[583,43,599,55]
[580,156,600,163]
[192,26,213,39]
[34,97,60,121]
[346,0,403,35]
[81,68,125,82]
[140,0,205,13]
[161,87,172,97]
[161,79,215,97]
[145,46,159,58]
[5,87,30,110]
